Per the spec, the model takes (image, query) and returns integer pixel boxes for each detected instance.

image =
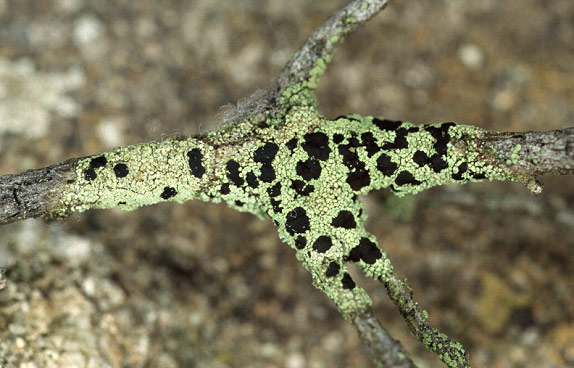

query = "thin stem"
[352,307,418,368]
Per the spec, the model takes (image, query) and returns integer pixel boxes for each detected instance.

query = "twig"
[352,307,418,368]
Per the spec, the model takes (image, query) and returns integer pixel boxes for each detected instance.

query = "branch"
[0,160,78,225]
[274,0,390,93]
[468,128,574,193]
[352,307,418,368]
[382,269,470,368]
[222,0,391,124]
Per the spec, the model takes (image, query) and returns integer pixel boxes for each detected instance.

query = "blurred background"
[0,0,573,367]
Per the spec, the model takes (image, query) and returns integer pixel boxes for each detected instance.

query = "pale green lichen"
[60,102,512,368]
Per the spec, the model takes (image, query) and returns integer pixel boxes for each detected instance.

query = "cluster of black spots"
[341,273,356,290]
[360,132,380,157]
[373,118,402,131]
[347,133,360,148]
[381,127,409,150]
[412,150,449,173]
[160,186,177,200]
[424,122,456,156]
[187,149,205,178]
[395,170,422,186]
[220,183,231,195]
[89,156,107,169]
[295,236,307,250]
[285,207,310,235]
[296,159,322,181]
[246,172,259,188]
[226,160,244,186]
[332,133,344,144]
[325,262,340,277]
[254,142,279,183]
[338,144,371,191]
[312,236,333,253]
[84,155,109,181]
[451,162,468,180]
[286,138,298,153]
[302,132,331,161]
[376,154,398,177]
[113,163,129,178]
[331,210,357,229]
[429,154,449,173]
[268,182,283,213]
[349,237,382,265]
[291,180,315,197]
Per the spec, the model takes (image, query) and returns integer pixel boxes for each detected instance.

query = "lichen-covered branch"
[274,0,390,93]
[469,128,574,193]
[1,1,573,367]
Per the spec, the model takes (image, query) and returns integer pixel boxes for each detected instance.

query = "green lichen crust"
[62,105,509,365]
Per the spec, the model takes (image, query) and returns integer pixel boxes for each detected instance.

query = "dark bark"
[0,160,77,225]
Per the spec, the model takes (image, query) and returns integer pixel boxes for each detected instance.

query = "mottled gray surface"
[1,1,573,367]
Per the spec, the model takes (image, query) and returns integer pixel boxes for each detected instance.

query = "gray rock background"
[1,0,573,367]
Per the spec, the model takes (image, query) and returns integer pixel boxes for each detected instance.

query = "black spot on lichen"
[259,164,276,183]
[234,200,244,207]
[347,136,360,148]
[376,154,397,177]
[312,236,333,253]
[325,262,340,277]
[302,132,331,161]
[471,172,487,180]
[226,160,244,186]
[286,138,298,153]
[395,171,422,186]
[338,144,370,191]
[254,142,279,164]
[452,162,468,180]
[84,168,97,181]
[285,207,310,235]
[332,210,356,229]
[296,159,322,181]
[360,132,380,157]
[373,118,402,131]
[382,128,409,150]
[332,134,344,144]
[271,198,282,213]
[349,237,382,265]
[160,186,177,199]
[246,172,259,188]
[413,150,428,167]
[267,182,281,198]
[429,154,448,173]
[347,171,371,191]
[341,273,356,290]
[291,180,314,197]
[89,155,107,169]
[295,236,307,250]
[113,163,129,178]
[220,183,230,195]
[187,149,205,178]
[425,122,455,155]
